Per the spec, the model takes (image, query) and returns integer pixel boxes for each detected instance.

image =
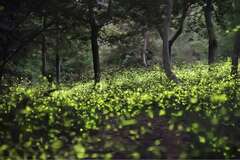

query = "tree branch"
[169,1,189,47]
[0,20,56,69]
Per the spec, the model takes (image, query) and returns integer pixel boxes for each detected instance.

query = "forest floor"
[0,62,240,159]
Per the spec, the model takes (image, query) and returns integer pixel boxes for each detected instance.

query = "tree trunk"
[55,53,61,84]
[232,31,240,75]
[160,0,178,82]
[0,69,3,86]
[41,15,47,77]
[142,30,149,67]
[168,44,172,63]
[89,4,101,83]
[41,35,47,76]
[0,48,9,81]
[55,28,61,84]
[204,0,217,65]
[0,60,4,82]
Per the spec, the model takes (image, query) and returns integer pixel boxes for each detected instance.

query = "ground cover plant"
[0,62,240,159]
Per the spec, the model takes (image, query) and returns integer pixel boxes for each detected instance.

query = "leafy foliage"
[0,62,240,159]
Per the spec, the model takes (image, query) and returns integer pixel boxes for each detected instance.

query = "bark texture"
[160,0,178,82]
[204,0,218,65]
[89,3,101,83]
[41,15,47,76]
[232,31,240,75]
[56,27,61,84]
[142,30,149,67]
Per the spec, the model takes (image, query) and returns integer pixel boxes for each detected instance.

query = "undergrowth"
[0,62,240,159]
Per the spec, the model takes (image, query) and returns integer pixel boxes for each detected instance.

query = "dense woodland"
[0,0,240,159]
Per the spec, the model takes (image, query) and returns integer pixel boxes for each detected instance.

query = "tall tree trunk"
[41,35,47,76]
[0,59,4,82]
[160,0,178,82]
[0,48,9,81]
[41,15,47,76]
[89,3,101,83]
[0,68,3,86]
[55,28,61,84]
[204,0,217,65]
[232,31,240,75]
[142,30,149,67]
[55,53,61,84]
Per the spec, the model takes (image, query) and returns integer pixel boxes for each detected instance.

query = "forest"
[0,0,240,159]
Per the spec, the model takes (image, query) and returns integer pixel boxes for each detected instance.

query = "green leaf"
[199,136,206,144]
[74,144,86,159]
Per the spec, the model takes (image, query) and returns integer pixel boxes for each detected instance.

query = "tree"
[41,13,47,77]
[215,0,240,74]
[169,0,191,61]
[142,29,149,67]
[231,1,240,75]
[159,0,178,82]
[204,0,217,65]
[85,0,112,83]
[232,31,240,75]
[118,0,179,81]
[0,0,55,79]
[55,24,61,84]
[88,1,101,83]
